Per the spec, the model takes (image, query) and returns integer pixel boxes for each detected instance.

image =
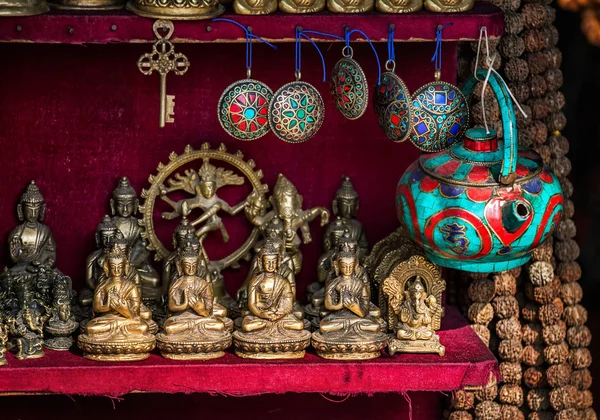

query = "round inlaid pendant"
[268,81,325,143]
[330,57,368,120]
[218,79,273,141]
[410,81,469,152]
[374,71,412,142]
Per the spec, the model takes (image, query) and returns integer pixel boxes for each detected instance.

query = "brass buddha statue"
[43,275,78,351]
[50,0,125,10]
[81,216,120,308]
[162,218,202,297]
[246,174,329,276]
[327,0,373,13]
[157,247,232,359]
[311,238,387,360]
[110,177,162,304]
[279,0,325,13]
[383,255,445,355]
[423,0,472,12]
[233,0,277,14]
[375,0,421,13]
[78,246,156,361]
[0,0,49,16]
[233,238,310,359]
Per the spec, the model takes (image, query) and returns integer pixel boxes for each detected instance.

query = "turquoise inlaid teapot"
[396,71,564,272]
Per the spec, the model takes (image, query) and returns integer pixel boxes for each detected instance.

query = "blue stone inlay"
[450,123,461,135]
[523,178,543,194]
[440,183,465,198]
[434,92,447,105]
[416,122,428,135]
[410,168,424,183]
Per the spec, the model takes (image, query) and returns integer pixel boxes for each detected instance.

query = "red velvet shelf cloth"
[0,307,499,397]
[0,3,503,44]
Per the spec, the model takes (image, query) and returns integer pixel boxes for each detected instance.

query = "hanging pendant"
[218,79,273,141]
[330,52,368,120]
[268,80,325,143]
[374,70,412,142]
[410,80,469,152]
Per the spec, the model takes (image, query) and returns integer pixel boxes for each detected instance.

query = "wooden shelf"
[0,3,503,44]
[0,308,498,396]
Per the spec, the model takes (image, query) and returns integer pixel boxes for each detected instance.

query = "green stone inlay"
[297,110,306,119]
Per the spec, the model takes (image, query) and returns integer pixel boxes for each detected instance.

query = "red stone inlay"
[420,176,440,192]
[464,138,498,152]
[436,160,461,176]
[467,165,491,183]
[466,187,494,202]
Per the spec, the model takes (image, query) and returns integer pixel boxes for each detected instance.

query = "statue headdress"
[335,176,359,201]
[96,215,118,233]
[112,177,137,199]
[409,276,425,293]
[198,158,244,188]
[173,217,196,245]
[20,181,45,205]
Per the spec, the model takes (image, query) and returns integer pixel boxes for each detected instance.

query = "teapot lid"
[419,128,544,187]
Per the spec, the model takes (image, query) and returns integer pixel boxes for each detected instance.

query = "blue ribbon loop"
[431,22,454,75]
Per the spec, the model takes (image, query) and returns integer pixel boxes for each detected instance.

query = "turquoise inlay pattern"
[330,57,368,121]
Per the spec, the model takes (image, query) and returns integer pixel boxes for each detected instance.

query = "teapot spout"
[502,200,532,234]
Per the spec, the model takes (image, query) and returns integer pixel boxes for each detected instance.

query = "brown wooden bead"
[524,29,550,53]
[526,282,556,305]
[546,25,560,47]
[516,105,533,131]
[550,385,579,411]
[527,412,553,420]
[505,58,530,82]
[504,11,525,35]
[544,5,556,23]
[522,4,551,28]
[474,401,501,420]
[567,325,592,348]
[546,362,573,388]
[500,35,526,58]
[569,348,593,369]
[580,408,598,420]
[542,320,567,345]
[562,199,575,219]
[472,101,500,126]
[545,68,564,91]
[530,75,548,98]
[450,411,473,420]
[522,302,540,322]
[500,362,523,384]
[546,90,566,112]
[469,278,496,303]
[554,219,577,241]
[532,144,551,165]
[561,283,583,305]
[570,368,593,391]
[527,388,550,410]
[494,272,517,296]
[475,383,498,402]
[556,409,583,420]
[452,390,476,410]
[523,344,544,367]
[529,98,552,120]
[508,82,531,104]
[469,302,495,325]
[471,323,491,346]
[547,111,567,133]
[527,53,549,76]
[539,302,563,326]
[565,304,588,327]
[498,384,524,406]
[523,323,543,345]
[499,339,524,362]
[544,341,570,365]
[550,155,572,178]
[580,390,593,409]
[528,261,554,287]
[496,318,523,340]
[549,134,570,156]
[543,47,562,69]
[555,239,580,262]
[493,296,520,319]
[557,261,581,282]
[500,405,524,420]
[532,237,554,263]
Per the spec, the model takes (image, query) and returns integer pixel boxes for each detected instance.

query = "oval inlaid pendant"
[268,81,325,143]
[410,81,469,152]
[374,71,412,142]
[218,79,273,141]
[330,57,368,120]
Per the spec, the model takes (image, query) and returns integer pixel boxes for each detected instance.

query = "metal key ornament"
[137,20,190,128]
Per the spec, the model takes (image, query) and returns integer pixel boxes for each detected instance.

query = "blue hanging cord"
[295,27,342,82]
[431,22,454,79]
[386,24,395,72]
[212,18,277,77]
[345,28,382,85]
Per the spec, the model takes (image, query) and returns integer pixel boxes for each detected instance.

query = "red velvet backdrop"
[0,41,457,299]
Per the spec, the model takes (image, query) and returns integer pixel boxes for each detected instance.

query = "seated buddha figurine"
[233,0,277,14]
[109,177,162,304]
[376,0,422,13]
[311,238,387,360]
[80,216,120,308]
[77,246,156,362]
[162,218,201,296]
[157,247,232,360]
[233,238,310,359]
[279,0,325,13]
[423,0,471,12]
[327,0,373,14]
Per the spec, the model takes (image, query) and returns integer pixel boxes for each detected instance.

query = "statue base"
[49,1,124,10]
[388,335,445,356]
[311,331,388,360]
[43,337,74,351]
[0,2,49,16]
[156,332,231,360]
[232,330,311,360]
[78,334,156,362]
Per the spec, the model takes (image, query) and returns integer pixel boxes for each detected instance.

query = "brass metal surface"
[50,0,124,10]
[423,0,472,12]
[126,0,224,19]
[278,0,325,13]
[375,0,422,13]
[0,0,49,16]
[233,0,277,14]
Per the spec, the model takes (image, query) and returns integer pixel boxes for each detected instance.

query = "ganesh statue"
[396,70,563,272]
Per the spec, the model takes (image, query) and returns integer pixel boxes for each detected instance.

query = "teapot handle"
[461,70,518,185]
